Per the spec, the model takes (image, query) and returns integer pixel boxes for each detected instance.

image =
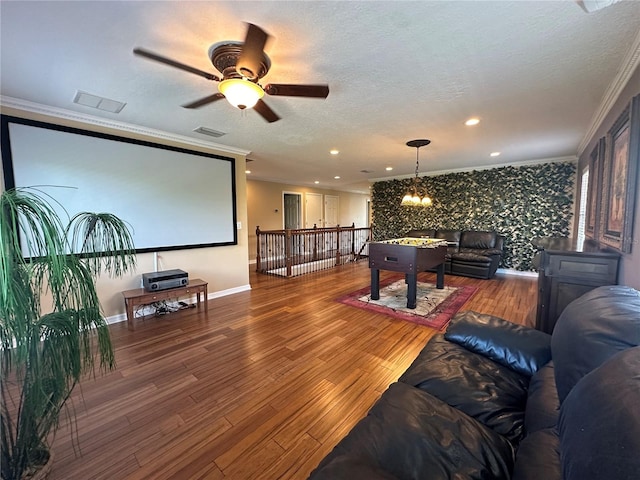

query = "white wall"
[2,106,250,319]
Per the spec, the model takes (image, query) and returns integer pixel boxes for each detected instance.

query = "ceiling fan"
[133,23,329,123]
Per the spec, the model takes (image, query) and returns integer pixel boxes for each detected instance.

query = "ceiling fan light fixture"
[218,78,264,109]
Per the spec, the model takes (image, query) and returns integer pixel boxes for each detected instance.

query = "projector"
[142,269,188,292]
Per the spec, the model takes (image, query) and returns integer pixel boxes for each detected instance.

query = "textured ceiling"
[1,1,640,193]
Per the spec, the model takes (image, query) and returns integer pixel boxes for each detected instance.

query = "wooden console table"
[122,278,208,331]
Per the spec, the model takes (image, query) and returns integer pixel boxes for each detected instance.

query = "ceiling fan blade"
[264,84,329,98]
[236,23,269,80]
[133,47,220,81]
[182,93,225,109]
[253,99,280,123]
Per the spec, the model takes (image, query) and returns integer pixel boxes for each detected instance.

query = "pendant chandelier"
[401,139,433,207]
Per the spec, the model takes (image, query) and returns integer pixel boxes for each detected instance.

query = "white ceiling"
[2,1,640,194]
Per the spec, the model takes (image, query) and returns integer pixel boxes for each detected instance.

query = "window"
[576,168,589,248]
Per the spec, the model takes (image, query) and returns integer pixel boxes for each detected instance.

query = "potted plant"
[0,188,136,479]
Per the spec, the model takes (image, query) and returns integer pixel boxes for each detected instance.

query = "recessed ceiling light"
[314,180,320,184]
[334,176,340,179]
[330,149,339,155]
[490,152,501,157]
[245,170,251,174]
[386,167,393,171]
[465,118,480,126]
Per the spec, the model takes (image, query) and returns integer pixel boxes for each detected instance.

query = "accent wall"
[372,162,576,271]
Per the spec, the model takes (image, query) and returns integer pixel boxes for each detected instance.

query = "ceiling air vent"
[193,126,226,138]
[360,169,374,174]
[73,91,126,113]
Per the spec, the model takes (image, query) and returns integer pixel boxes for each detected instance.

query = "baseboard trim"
[245,261,536,279]
[105,283,252,325]
[497,268,537,278]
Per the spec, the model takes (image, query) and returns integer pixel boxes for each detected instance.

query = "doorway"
[325,195,339,227]
[305,193,323,228]
[283,192,302,229]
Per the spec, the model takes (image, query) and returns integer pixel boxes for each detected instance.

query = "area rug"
[337,277,477,330]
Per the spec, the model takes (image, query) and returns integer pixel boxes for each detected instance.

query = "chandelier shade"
[401,139,433,207]
[218,78,264,109]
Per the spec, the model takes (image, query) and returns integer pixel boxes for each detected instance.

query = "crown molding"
[372,155,578,182]
[578,28,640,155]
[0,96,251,157]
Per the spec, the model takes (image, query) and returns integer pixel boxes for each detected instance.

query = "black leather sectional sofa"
[308,285,640,479]
[406,229,504,279]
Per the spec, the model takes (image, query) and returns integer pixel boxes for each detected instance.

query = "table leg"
[436,263,445,289]
[371,268,380,300]
[406,273,417,309]
[126,300,135,331]
[204,285,208,313]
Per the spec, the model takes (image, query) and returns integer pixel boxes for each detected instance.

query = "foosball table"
[368,237,448,309]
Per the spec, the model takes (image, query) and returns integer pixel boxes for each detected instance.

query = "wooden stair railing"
[256,223,372,277]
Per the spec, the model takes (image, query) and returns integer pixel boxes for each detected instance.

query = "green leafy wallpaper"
[372,162,576,271]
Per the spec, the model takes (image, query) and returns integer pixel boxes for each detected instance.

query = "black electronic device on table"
[142,269,188,292]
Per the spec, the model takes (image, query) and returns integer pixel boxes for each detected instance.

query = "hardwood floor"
[49,263,537,480]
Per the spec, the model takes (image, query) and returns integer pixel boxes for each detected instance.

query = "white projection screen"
[1,116,237,253]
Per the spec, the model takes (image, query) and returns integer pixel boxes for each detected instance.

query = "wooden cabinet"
[534,238,620,334]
